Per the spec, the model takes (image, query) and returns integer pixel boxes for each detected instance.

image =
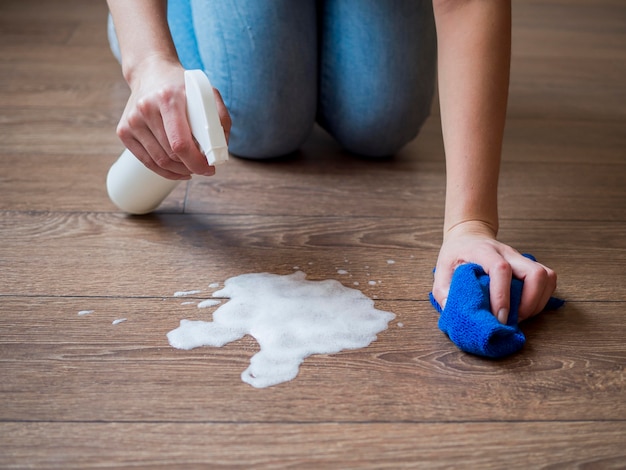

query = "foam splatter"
[173,290,201,297]
[167,271,394,388]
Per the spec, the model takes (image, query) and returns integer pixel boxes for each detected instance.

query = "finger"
[120,101,193,178]
[539,266,558,312]
[159,89,214,176]
[127,125,193,177]
[486,259,512,324]
[212,87,232,143]
[432,262,454,310]
[510,259,550,321]
[124,137,191,180]
[517,263,557,321]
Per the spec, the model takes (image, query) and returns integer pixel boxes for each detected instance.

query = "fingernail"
[497,308,509,325]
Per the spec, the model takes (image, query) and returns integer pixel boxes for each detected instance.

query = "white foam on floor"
[78,310,94,316]
[167,271,394,388]
[197,299,221,309]
[173,290,201,297]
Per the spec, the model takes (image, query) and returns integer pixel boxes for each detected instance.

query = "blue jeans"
[113,1,437,158]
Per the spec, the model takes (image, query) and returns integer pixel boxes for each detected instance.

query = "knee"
[323,101,432,157]
[227,101,315,160]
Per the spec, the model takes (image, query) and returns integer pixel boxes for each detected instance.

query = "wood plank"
[502,120,626,165]
[1,212,625,299]
[513,1,626,61]
[0,64,127,110]
[184,157,626,220]
[0,297,623,423]
[0,155,186,212]
[0,0,109,22]
[509,57,626,120]
[0,121,624,218]
[508,1,626,121]
[1,421,625,469]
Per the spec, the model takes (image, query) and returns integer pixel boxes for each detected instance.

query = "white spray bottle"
[106,70,228,214]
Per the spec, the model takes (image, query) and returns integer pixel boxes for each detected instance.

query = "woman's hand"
[432,220,557,324]
[116,57,231,180]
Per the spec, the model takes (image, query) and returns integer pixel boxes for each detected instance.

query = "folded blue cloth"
[429,255,564,358]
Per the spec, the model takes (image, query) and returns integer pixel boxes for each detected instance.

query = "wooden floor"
[1,0,625,468]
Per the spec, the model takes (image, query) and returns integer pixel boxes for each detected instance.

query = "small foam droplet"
[112,318,127,325]
[197,299,221,309]
[174,290,201,297]
[78,310,94,316]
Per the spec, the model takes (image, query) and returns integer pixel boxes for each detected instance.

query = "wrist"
[123,53,182,89]
[443,218,499,241]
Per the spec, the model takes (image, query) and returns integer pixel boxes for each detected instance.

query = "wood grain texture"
[2,422,625,469]
[0,298,623,424]
[1,212,625,299]
[0,0,625,467]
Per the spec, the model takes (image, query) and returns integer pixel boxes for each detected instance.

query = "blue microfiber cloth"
[429,255,564,358]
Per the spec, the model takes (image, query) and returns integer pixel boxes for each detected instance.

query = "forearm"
[433,0,511,236]
[107,0,180,86]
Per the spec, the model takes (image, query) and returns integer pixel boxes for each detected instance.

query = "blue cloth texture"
[429,255,564,358]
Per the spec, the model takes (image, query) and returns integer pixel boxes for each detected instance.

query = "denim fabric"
[110,1,437,159]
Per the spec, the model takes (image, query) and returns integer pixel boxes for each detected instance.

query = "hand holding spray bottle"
[106,70,228,214]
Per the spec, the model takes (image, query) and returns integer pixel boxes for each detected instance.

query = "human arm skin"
[107,0,231,179]
[431,0,557,323]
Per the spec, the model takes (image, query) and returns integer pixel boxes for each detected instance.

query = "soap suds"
[174,290,201,297]
[197,299,221,309]
[181,301,196,306]
[337,269,349,275]
[387,259,395,265]
[112,318,127,325]
[368,280,377,286]
[208,283,220,289]
[167,271,394,388]
[78,310,94,316]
